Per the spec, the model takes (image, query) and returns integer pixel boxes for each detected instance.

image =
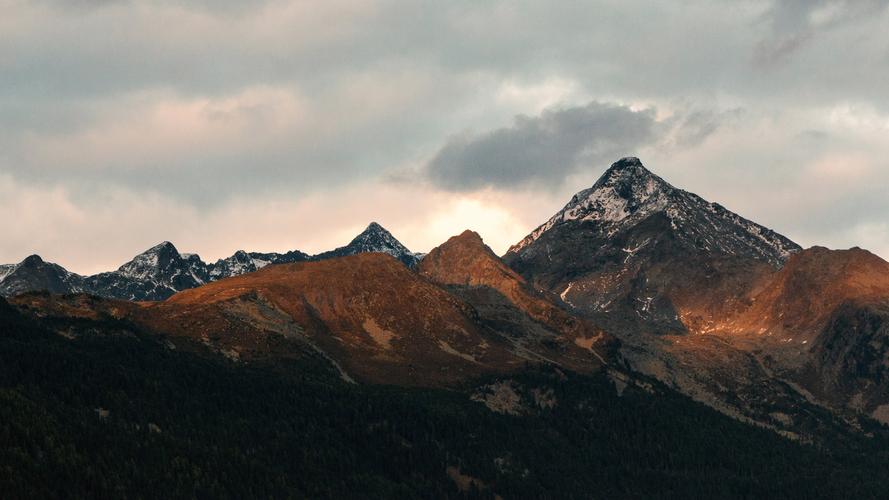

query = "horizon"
[3,1,889,273]
[1,155,882,275]
[6,3,889,496]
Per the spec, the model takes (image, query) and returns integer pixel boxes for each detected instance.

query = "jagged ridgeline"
[4,157,889,498]
[503,157,889,433]
[0,222,419,300]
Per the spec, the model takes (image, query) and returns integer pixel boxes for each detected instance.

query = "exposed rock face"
[502,157,889,434]
[0,255,85,297]
[0,244,312,301]
[4,154,889,440]
[735,247,889,339]
[0,223,411,300]
[11,243,614,387]
[0,264,15,283]
[208,249,312,281]
[504,157,800,334]
[314,222,421,268]
[419,230,613,370]
[811,302,889,421]
[209,250,270,280]
[82,242,210,301]
[421,230,531,306]
[732,247,889,419]
[509,157,798,265]
[134,253,528,385]
[84,242,313,301]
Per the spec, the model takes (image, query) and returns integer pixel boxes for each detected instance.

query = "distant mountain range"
[0,222,419,301]
[5,156,889,441]
[6,156,889,497]
[504,157,889,431]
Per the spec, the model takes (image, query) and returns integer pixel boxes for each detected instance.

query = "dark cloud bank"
[424,101,735,191]
[426,102,658,191]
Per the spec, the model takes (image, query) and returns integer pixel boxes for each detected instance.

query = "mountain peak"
[349,222,403,249]
[142,241,180,258]
[608,156,644,170]
[507,157,799,268]
[150,241,179,253]
[430,230,492,260]
[316,222,419,268]
[0,254,82,296]
[21,254,46,267]
[207,250,268,281]
[353,222,396,243]
[420,230,522,289]
[508,157,674,253]
[595,157,668,196]
[453,229,485,245]
[117,241,184,280]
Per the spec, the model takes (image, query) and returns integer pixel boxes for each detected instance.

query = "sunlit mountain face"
[4,155,889,497]
[4,2,889,497]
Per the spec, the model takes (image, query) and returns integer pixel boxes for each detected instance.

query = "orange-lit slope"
[419,230,613,370]
[141,252,525,385]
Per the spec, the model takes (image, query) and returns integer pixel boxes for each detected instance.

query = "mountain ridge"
[314,222,422,268]
[508,157,800,265]
[0,222,416,301]
[504,157,802,329]
[501,157,889,431]
[4,156,889,435]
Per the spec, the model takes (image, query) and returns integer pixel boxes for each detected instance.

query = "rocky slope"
[4,156,889,439]
[133,253,537,385]
[734,247,889,423]
[419,230,613,371]
[314,222,421,268]
[628,246,889,426]
[11,245,614,386]
[0,223,414,301]
[0,242,303,301]
[505,157,800,334]
[504,157,889,433]
[82,242,210,301]
[0,255,86,297]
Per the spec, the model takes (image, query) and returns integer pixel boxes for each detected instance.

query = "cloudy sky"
[2,0,889,273]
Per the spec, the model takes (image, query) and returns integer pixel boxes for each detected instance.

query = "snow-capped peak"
[0,264,14,282]
[508,157,800,266]
[117,241,183,280]
[349,222,410,255]
[314,222,419,267]
[208,250,273,279]
[510,158,674,251]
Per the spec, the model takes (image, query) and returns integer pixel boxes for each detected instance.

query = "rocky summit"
[0,222,413,300]
[0,254,85,297]
[3,157,889,498]
[503,157,889,434]
[314,222,422,268]
[505,157,801,331]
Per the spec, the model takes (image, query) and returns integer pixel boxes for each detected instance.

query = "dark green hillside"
[1,297,888,499]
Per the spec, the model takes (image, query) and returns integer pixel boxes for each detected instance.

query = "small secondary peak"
[21,254,46,266]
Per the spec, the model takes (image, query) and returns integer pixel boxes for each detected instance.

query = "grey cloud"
[2,0,889,262]
[5,1,888,108]
[664,109,743,149]
[754,0,889,67]
[425,102,658,191]
[753,33,813,68]
[37,0,269,14]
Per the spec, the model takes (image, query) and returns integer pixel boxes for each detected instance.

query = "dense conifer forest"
[2,296,889,499]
